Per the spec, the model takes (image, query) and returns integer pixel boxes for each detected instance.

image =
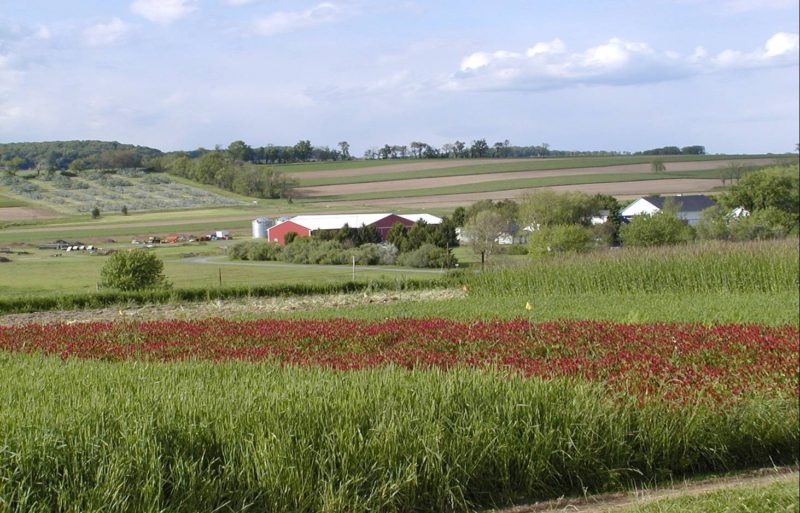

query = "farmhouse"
[265,213,442,245]
[621,195,717,226]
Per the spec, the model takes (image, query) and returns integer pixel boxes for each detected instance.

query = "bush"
[528,225,593,255]
[729,207,795,241]
[100,250,170,291]
[348,243,398,265]
[228,241,283,261]
[281,238,349,265]
[619,213,695,247]
[91,207,100,219]
[397,244,457,268]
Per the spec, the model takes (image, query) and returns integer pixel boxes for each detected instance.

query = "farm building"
[265,213,442,245]
[621,195,717,226]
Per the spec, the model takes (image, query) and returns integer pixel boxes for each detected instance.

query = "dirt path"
[294,159,772,196]
[0,289,463,326]
[322,179,721,210]
[488,467,798,513]
[0,207,61,221]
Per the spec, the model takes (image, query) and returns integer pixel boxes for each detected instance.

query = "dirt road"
[489,467,798,513]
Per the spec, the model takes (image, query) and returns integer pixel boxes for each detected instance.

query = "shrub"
[348,243,397,265]
[528,224,593,255]
[729,207,795,241]
[397,243,457,268]
[227,241,282,261]
[281,238,349,265]
[619,212,695,247]
[284,231,299,245]
[100,250,170,291]
[91,207,100,219]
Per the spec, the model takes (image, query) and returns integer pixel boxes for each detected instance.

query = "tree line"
[1,139,715,172]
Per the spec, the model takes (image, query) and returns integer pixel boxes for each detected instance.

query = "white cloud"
[254,3,345,36]
[82,18,131,47]
[130,0,197,24]
[445,33,799,92]
[226,0,258,4]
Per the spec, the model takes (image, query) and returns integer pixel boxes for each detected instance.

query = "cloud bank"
[445,32,799,92]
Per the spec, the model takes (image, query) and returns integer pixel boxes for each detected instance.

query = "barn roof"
[276,213,442,231]
[641,195,717,212]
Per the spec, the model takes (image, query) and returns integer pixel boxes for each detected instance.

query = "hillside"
[0,140,163,170]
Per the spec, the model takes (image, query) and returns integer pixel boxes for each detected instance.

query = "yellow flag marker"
[525,302,533,311]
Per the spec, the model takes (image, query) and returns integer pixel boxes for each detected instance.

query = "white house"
[621,195,717,226]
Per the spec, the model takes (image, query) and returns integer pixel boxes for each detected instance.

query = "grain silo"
[251,217,272,238]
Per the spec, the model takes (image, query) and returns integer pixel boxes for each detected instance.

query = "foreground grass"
[0,353,796,513]
[618,477,798,513]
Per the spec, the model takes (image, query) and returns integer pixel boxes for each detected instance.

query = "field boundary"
[492,467,798,513]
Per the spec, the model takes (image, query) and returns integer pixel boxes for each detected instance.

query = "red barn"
[265,213,441,245]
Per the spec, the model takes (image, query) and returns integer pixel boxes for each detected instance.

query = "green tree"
[293,140,313,162]
[386,223,410,252]
[463,210,506,268]
[721,165,799,224]
[528,225,592,255]
[227,140,254,162]
[519,190,601,228]
[337,141,351,160]
[470,139,489,158]
[729,207,795,241]
[100,250,170,291]
[121,205,129,216]
[695,206,729,240]
[91,207,100,219]
[619,210,695,247]
[650,158,666,173]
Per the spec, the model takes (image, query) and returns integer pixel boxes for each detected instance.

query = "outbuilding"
[621,195,717,226]
[265,213,442,245]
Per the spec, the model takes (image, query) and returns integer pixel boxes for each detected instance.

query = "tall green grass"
[0,353,796,513]
[467,240,799,296]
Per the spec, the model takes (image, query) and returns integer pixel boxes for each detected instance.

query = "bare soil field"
[294,158,772,195]
[0,207,61,221]
[490,467,798,513]
[324,179,722,210]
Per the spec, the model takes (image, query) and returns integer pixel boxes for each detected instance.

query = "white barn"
[621,195,717,226]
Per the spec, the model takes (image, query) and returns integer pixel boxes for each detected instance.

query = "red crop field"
[3,318,796,403]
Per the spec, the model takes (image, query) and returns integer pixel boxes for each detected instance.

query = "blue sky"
[1,0,797,155]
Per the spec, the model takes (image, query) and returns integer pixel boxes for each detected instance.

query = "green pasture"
[306,169,724,202]
[0,353,795,513]
[0,244,441,298]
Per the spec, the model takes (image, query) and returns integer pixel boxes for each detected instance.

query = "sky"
[0,0,798,155]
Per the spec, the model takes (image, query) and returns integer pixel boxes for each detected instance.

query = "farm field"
[0,244,442,299]
[0,155,798,512]
[1,239,798,512]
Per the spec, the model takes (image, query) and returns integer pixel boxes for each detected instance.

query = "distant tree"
[121,205,129,216]
[518,190,601,228]
[681,145,705,155]
[338,141,351,160]
[470,139,489,158]
[91,207,100,219]
[454,140,466,158]
[451,206,467,227]
[100,250,170,291]
[227,140,254,162]
[386,223,410,252]
[463,210,506,268]
[695,206,729,240]
[650,158,666,173]
[293,140,313,162]
[284,231,299,245]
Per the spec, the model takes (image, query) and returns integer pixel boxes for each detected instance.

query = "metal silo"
[252,217,272,238]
